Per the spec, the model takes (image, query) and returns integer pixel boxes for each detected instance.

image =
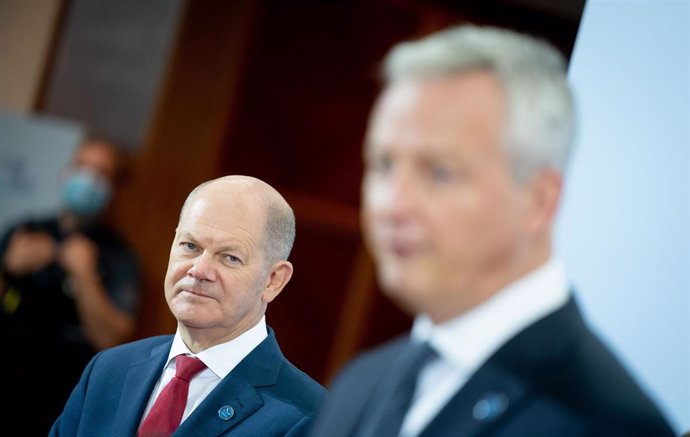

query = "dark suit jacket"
[49,328,326,437]
[310,298,675,437]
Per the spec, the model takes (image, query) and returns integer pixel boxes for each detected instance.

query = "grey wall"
[0,112,83,232]
[41,0,184,151]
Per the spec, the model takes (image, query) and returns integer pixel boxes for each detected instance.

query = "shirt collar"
[167,316,268,379]
[411,258,569,373]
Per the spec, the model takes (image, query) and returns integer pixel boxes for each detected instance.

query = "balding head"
[180,176,296,265]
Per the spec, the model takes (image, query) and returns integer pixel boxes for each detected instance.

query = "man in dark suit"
[309,25,675,437]
[50,175,326,437]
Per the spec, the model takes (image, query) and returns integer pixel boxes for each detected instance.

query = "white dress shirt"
[139,316,268,427]
[399,259,570,437]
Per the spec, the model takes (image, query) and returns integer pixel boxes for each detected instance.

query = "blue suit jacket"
[309,298,675,437]
[50,328,326,437]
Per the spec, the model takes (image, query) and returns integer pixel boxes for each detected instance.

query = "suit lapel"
[174,329,284,437]
[110,340,172,437]
[174,374,264,436]
[419,297,584,437]
[419,360,530,437]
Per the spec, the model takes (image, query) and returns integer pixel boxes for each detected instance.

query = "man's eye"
[224,254,242,264]
[181,242,197,251]
[369,155,393,174]
[429,166,453,182]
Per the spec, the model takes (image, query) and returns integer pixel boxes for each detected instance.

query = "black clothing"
[310,298,676,437]
[0,216,140,437]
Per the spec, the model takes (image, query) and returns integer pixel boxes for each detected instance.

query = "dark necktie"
[361,341,437,437]
[138,355,207,437]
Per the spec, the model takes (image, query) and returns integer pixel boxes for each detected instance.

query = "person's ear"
[525,168,563,235]
[261,260,294,304]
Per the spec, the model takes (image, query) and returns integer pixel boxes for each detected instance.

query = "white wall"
[556,0,689,433]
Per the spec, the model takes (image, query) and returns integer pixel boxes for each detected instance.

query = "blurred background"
[0,0,687,433]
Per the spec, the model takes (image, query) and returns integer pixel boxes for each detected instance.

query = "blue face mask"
[61,169,112,217]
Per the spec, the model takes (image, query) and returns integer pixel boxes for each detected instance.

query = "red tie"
[138,355,207,437]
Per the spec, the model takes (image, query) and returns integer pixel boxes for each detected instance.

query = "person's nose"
[187,252,217,282]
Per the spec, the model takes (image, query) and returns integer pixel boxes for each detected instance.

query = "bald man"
[50,176,326,437]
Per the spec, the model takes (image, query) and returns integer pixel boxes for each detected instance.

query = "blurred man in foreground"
[50,175,325,437]
[310,25,675,436]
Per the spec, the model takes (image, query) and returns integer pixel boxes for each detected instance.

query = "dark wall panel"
[40,0,184,151]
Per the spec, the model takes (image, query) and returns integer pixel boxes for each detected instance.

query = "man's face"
[73,140,119,184]
[362,71,534,321]
[60,141,119,217]
[164,183,272,342]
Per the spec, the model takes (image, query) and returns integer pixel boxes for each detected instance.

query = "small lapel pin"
[218,405,235,421]
[472,392,509,422]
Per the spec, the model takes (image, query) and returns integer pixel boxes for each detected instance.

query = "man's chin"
[171,304,212,325]
[378,273,430,316]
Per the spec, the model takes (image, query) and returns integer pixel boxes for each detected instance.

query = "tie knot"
[174,355,206,382]
[357,341,437,437]
[404,341,437,373]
